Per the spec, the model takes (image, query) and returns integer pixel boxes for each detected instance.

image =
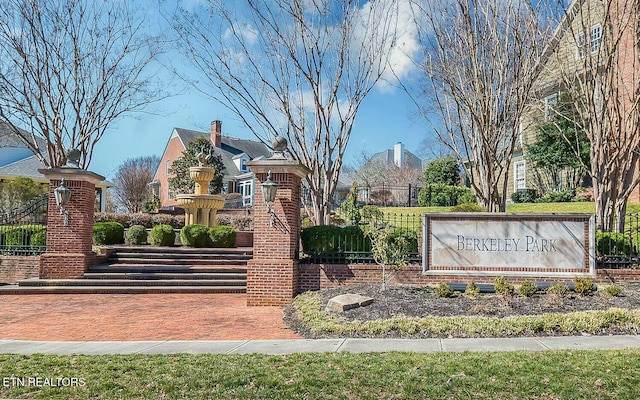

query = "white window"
[166,160,171,175]
[238,180,253,206]
[514,161,526,191]
[590,24,602,53]
[240,157,248,172]
[577,24,602,58]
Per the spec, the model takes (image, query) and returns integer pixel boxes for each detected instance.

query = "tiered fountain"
[176,150,225,227]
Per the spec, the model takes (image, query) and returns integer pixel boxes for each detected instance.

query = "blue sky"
[91,83,428,180]
[89,0,431,180]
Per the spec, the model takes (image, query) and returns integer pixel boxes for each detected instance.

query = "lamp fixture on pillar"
[261,170,278,227]
[54,179,72,227]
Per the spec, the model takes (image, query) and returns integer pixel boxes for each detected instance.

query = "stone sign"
[422,213,595,277]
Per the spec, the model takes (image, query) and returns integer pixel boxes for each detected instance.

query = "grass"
[291,291,640,338]
[1,351,640,399]
[384,202,640,216]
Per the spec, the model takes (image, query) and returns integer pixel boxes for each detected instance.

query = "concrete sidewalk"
[2,335,640,355]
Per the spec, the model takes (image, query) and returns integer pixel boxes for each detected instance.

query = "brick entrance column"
[38,166,105,279]
[245,158,310,306]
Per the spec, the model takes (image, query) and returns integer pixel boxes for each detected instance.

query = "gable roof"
[0,121,48,151]
[172,127,271,179]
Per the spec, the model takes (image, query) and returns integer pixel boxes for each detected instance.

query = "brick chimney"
[211,120,222,147]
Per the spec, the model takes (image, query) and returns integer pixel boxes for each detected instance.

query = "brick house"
[507,0,640,201]
[151,120,271,209]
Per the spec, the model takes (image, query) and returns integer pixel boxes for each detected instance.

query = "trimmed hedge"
[209,226,236,247]
[301,225,344,255]
[93,222,125,245]
[418,184,476,207]
[387,228,418,254]
[125,224,148,245]
[181,224,212,247]
[149,224,176,247]
[596,232,633,257]
[0,225,46,254]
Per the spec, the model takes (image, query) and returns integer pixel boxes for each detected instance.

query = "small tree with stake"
[366,224,411,291]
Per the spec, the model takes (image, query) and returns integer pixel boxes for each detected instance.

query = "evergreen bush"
[125,224,148,245]
[181,224,212,247]
[149,224,176,246]
[93,222,125,245]
[209,225,237,247]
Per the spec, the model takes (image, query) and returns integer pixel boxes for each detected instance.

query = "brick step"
[109,252,252,260]
[18,278,246,287]
[88,265,247,274]
[108,246,253,256]
[0,285,246,295]
[107,257,249,266]
[83,272,247,280]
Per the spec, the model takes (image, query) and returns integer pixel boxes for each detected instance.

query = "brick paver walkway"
[0,294,301,341]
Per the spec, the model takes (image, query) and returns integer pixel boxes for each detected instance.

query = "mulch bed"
[284,282,640,338]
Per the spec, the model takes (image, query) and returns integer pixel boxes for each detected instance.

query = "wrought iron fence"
[597,213,640,269]
[0,192,48,255]
[300,210,640,269]
[299,212,422,264]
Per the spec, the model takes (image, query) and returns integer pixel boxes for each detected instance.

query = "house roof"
[173,127,271,180]
[0,154,114,188]
[0,121,48,151]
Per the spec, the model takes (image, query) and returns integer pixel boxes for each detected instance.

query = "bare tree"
[551,0,640,231]
[348,150,387,200]
[172,0,401,224]
[406,0,553,211]
[0,0,167,168]
[113,156,161,213]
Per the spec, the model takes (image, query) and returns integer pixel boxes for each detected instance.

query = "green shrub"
[518,279,538,297]
[418,184,476,207]
[434,283,454,298]
[5,227,28,252]
[603,284,623,297]
[547,283,570,297]
[494,276,515,296]
[149,224,176,247]
[511,189,538,203]
[387,228,418,254]
[29,230,46,247]
[339,226,371,253]
[301,225,344,255]
[536,188,575,203]
[361,205,384,221]
[596,232,633,257]
[464,281,480,297]
[209,225,237,247]
[180,224,212,247]
[573,277,596,296]
[125,225,148,245]
[450,203,484,212]
[93,222,125,245]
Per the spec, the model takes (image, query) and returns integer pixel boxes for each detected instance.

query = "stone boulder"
[325,294,374,313]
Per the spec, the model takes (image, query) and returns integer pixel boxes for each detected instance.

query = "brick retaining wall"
[298,263,640,292]
[0,256,39,284]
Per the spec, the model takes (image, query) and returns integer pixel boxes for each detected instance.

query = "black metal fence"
[597,213,640,269]
[300,211,640,269]
[0,193,47,255]
[299,212,422,264]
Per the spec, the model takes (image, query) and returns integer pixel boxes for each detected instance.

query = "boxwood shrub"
[149,224,176,247]
[93,222,125,245]
[125,224,148,245]
[181,224,213,247]
[418,184,476,207]
[387,228,419,254]
[300,225,344,255]
[596,232,633,257]
[209,225,237,247]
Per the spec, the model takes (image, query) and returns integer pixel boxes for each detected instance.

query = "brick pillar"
[245,159,310,306]
[38,168,105,279]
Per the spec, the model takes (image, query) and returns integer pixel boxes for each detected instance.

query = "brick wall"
[0,256,39,284]
[298,263,640,292]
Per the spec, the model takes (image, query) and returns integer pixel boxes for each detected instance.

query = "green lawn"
[1,351,639,399]
[384,202,640,216]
